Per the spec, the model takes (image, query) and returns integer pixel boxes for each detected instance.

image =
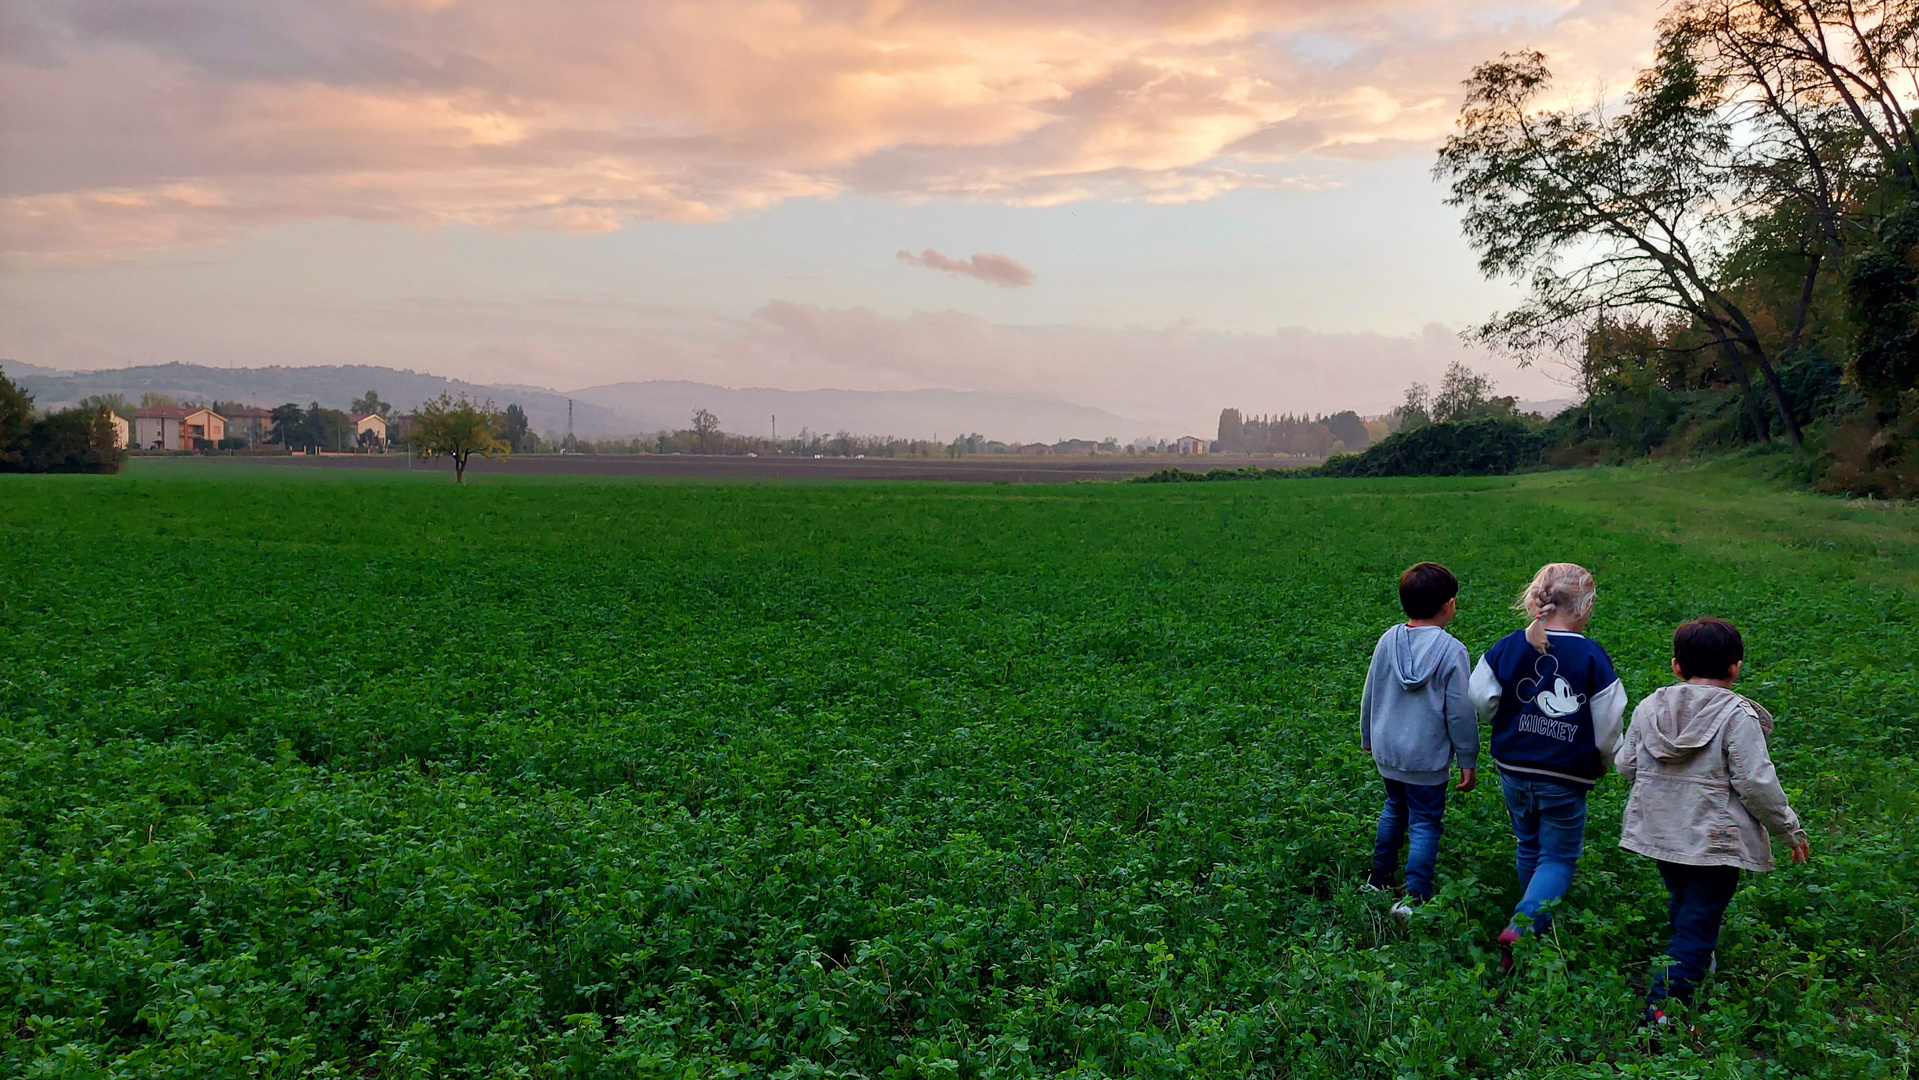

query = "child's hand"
[1455,767,1476,793]
[1789,836,1811,864]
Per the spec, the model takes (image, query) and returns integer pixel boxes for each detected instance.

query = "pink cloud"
[0,0,1664,256]
[896,248,1036,287]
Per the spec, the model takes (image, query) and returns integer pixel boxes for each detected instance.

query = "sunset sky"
[1,0,1662,431]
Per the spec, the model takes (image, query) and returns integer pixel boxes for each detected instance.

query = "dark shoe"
[1365,863,1397,892]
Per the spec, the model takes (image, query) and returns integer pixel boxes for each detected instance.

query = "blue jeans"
[1649,861,1740,1005]
[1499,772,1588,931]
[1372,778,1448,900]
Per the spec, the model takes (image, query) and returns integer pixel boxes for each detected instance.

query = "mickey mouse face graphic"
[1518,654,1587,719]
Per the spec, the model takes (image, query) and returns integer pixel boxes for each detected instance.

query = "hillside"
[0,361,1149,443]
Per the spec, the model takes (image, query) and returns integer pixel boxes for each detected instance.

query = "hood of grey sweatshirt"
[1390,623,1451,691]
[1360,624,1477,787]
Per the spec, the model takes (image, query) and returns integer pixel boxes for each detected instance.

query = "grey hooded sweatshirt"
[1360,624,1477,786]
[1616,683,1806,872]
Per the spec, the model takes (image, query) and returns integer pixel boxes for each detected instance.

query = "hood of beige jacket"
[1636,682,1771,763]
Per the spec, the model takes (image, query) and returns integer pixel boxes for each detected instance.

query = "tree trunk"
[455,450,467,483]
[1744,342,1806,449]
[1720,309,1805,448]
[1716,338,1773,443]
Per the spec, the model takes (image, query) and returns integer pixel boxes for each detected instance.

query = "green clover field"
[2,462,1913,1078]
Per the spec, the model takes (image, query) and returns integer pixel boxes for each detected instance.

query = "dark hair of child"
[1674,617,1744,679]
[1399,562,1459,620]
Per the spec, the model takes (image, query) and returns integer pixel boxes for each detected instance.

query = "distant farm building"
[135,406,226,450]
[1017,442,1052,455]
[349,412,389,447]
[224,407,276,446]
[1175,436,1207,455]
[1052,439,1099,454]
[106,414,129,449]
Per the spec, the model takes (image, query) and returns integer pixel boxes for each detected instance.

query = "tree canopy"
[692,409,721,454]
[411,395,508,482]
[1440,0,1919,482]
[0,373,123,474]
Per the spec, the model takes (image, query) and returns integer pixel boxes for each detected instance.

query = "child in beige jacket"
[1615,617,1810,1025]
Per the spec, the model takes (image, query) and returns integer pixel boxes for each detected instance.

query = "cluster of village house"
[114,405,390,451]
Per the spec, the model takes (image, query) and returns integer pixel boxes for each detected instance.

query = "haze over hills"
[0,361,1156,444]
[573,381,1148,443]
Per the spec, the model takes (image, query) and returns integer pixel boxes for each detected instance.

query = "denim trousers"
[1499,771,1588,930]
[1371,777,1448,900]
[1648,860,1741,1005]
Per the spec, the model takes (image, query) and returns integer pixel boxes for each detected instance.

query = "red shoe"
[1497,925,1521,971]
[1642,1005,1699,1036]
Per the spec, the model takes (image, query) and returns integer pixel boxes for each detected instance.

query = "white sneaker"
[1391,899,1417,922]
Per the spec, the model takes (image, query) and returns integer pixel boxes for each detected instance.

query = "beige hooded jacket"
[1615,683,1806,872]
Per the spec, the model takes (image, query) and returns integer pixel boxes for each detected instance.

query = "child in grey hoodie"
[1360,562,1480,916]
[1616,617,1809,1026]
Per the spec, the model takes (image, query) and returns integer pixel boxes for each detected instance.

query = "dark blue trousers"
[1649,860,1741,1005]
[1371,778,1447,900]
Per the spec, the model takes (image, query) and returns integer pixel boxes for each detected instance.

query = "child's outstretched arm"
[1726,707,1810,863]
[1613,699,1648,781]
[1591,678,1628,766]
[1444,648,1479,791]
[1468,657,1501,723]
[1359,644,1383,755]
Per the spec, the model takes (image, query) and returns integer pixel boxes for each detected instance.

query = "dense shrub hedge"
[1315,417,1551,478]
[0,374,123,474]
[1137,419,1553,484]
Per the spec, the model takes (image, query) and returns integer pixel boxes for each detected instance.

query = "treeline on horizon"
[83,388,1283,460]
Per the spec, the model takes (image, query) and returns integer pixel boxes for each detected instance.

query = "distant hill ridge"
[0,361,1150,443]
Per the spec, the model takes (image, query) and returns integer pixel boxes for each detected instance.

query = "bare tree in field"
[411,394,508,482]
[692,409,720,454]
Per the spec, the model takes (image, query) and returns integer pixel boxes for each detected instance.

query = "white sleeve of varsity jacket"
[1468,657,1502,723]
[1590,678,1627,766]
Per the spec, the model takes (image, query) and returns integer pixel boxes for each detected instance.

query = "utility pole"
[567,398,574,453]
[771,414,776,447]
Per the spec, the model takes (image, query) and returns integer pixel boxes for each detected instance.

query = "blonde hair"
[1514,563,1596,653]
